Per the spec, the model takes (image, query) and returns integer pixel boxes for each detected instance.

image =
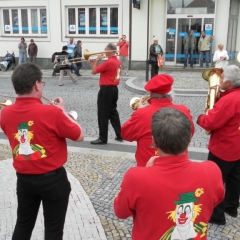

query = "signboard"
[69,25,76,32]
[205,24,213,36]
[133,0,140,9]
[5,25,10,31]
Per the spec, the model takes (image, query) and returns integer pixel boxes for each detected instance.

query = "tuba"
[202,67,223,134]
[130,95,150,110]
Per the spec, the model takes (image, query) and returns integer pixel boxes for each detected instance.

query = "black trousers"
[97,86,121,142]
[208,152,240,222]
[12,167,71,240]
[151,63,159,78]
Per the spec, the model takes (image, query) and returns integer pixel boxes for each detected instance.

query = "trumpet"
[41,96,78,120]
[130,95,150,110]
[0,99,13,109]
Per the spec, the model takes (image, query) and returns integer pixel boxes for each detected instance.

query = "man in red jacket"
[114,107,224,240]
[197,65,240,225]
[121,74,194,166]
[0,63,84,239]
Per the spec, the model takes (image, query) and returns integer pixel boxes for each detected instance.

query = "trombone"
[61,49,119,66]
[0,94,15,109]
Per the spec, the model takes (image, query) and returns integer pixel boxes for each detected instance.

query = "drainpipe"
[145,0,150,81]
[129,0,132,70]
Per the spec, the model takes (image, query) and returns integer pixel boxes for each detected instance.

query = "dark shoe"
[75,73,80,76]
[59,84,64,86]
[225,209,238,218]
[90,138,107,145]
[183,66,186,69]
[115,137,123,142]
[209,218,226,225]
[79,74,82,76]
[190,66,193,68]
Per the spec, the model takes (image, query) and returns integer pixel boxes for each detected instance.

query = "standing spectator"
[0,62,84,239]
[183,30,196,68]
[18,37,27,65]
[57,46,78,86]
[117,35,130,76]
[121,74,194,167]
[74,40,82,76]
[114,107,224,240]
[89,43,122,145]
[213,43,229,69]
[66,37,76,72]
[197,65,240,225]
[198,30,214,68]
[28,39,38,64]
[149,37,163,78]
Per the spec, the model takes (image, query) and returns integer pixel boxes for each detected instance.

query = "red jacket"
[121,98,195,166]
[197,88,240,161]
[114,155,224,240]
[1,97,81,174]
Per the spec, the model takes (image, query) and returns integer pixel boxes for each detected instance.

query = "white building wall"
[214,0,230,51]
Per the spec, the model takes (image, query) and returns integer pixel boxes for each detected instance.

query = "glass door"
[165,16,214,66]
[176,18,201,65]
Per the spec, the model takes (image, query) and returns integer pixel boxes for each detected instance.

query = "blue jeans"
[184,49,193,67]
[200,51,210,67]
[18,53,27,65]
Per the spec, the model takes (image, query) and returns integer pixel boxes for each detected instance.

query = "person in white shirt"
[213,43,229,69]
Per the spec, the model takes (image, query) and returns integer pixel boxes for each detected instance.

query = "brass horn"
[202,67,223,134]
[130,96,150,110]
[0,99,12,108]
[41,96,78,120]
[83,49,118,60]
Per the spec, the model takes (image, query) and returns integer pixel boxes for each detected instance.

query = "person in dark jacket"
[149,37,163,78]
[28,39,38,64]
[74,40,82,76]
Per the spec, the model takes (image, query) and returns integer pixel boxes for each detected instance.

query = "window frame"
[66,6,119,37]
[1,7,48,36]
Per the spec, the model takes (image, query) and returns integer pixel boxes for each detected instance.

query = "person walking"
[149,37,163,78]
[198,30,214,68]
[28,39,38,64]
[18,37,27,65]
[198,65,240,225]
[115,107,224,240]
[74,40,82,76]
[117,35,130,76]
[183,30,196,68]
[0,62,84,239]
[121,74,194,166]
[57,46,78,86]
[89,43,122,145]
[66,38,76,73]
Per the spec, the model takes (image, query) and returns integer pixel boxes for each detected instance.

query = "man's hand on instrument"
[52,97,66,111]
[138,96,150,109]
[96,54,104,61]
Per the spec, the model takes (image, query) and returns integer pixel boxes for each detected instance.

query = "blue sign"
[179,32,187,37]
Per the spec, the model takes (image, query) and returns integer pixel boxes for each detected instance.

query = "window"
[67,6,118,36]
[1,8,48,35]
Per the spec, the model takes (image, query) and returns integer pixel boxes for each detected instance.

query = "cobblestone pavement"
[0,69,240,239]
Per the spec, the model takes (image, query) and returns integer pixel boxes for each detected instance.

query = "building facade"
[0,0,239,69]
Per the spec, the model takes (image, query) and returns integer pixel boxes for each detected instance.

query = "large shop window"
[2,8,48,35]
[67,7,118,36]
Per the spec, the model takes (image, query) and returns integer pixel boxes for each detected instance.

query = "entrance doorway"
[165,16,214,66]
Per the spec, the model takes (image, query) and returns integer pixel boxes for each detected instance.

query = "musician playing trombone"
[197,65,240,225]
[88,43,122,144]
[0,63,84,239]
[121,74,195,167]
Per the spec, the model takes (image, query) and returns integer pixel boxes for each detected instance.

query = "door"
[176,18,201,65]
[165,17,214,66]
